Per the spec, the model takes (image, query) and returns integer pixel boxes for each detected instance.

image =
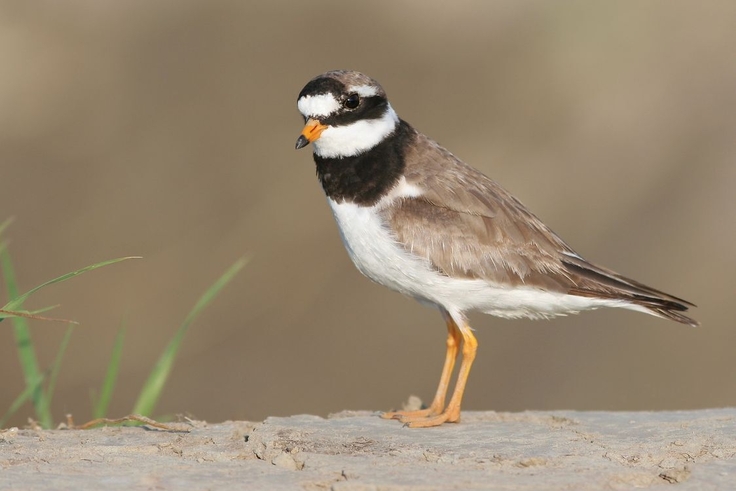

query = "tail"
[561,254,699,327]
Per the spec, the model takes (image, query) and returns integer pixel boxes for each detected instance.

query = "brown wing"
[389,131,578,288]
[383,129,698,326]
[381,192,578,292]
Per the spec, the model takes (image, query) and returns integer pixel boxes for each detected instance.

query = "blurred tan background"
[1,1,735,428]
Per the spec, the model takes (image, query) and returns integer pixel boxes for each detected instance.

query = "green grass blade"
[132,256,249,416]
[0,374,44,429]
[93,325,125,419]
[0,242,5,324]
[37,324,75,421]
[0,248,51,428]
[3,256,141,312]
[0,217,13,238]
[0,307,76,323]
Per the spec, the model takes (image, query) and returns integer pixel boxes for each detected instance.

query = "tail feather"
[562,256,699,327]
[648,307,699,327]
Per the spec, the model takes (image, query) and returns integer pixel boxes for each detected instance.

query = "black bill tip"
[295,135,310,150]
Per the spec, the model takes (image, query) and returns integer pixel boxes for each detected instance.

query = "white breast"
[328,198,447,303]
[326,197,627,320]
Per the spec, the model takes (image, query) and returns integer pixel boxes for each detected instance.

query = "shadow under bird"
[295,70,698,428]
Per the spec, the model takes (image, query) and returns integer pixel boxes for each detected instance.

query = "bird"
[294,70,698,428]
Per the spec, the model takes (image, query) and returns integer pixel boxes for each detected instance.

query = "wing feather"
[380,127,698,326]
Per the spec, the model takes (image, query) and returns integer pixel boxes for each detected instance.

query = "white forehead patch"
[349,84,379,97]
[297,93,340,118]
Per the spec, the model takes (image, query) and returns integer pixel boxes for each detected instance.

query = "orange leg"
[381,310,462,420]
[402,313,477,428]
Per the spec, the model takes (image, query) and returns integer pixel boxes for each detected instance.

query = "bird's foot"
[400,406,461,428]
[381,405,461,428]
[380,408,436,420]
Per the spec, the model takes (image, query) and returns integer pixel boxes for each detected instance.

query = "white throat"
[314,105,400,159]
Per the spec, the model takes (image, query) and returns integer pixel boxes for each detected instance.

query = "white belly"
[327,199,624,320]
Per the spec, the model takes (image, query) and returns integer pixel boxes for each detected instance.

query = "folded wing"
[383,129,698,326]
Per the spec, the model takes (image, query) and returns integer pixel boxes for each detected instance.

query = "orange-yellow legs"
[382,310,478,428]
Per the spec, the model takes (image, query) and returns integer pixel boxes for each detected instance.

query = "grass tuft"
[2,248,52,427]
[0,375,45,429]
[38,324,75,419]
[1,220,140,428]
[2,219,248,428]
[1,255,141,319]
[132,256,249,417]
[92,324,126,419]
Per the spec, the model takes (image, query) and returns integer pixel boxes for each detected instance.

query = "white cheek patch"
[349,84,379,97]
[297,93,340,118]
[313,104,400,159]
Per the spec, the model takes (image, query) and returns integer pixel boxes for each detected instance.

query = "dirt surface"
[1,409,734,490]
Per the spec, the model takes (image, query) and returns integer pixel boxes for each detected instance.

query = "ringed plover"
[295,70,698,428]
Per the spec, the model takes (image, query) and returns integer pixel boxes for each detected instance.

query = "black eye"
[344,93,360,109]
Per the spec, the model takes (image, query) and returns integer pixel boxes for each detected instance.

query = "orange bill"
[295,119,328,149]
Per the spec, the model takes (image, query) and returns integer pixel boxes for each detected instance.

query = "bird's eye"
[344,93,360,109]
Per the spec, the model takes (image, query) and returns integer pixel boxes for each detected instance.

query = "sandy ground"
[1,409,734,490]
